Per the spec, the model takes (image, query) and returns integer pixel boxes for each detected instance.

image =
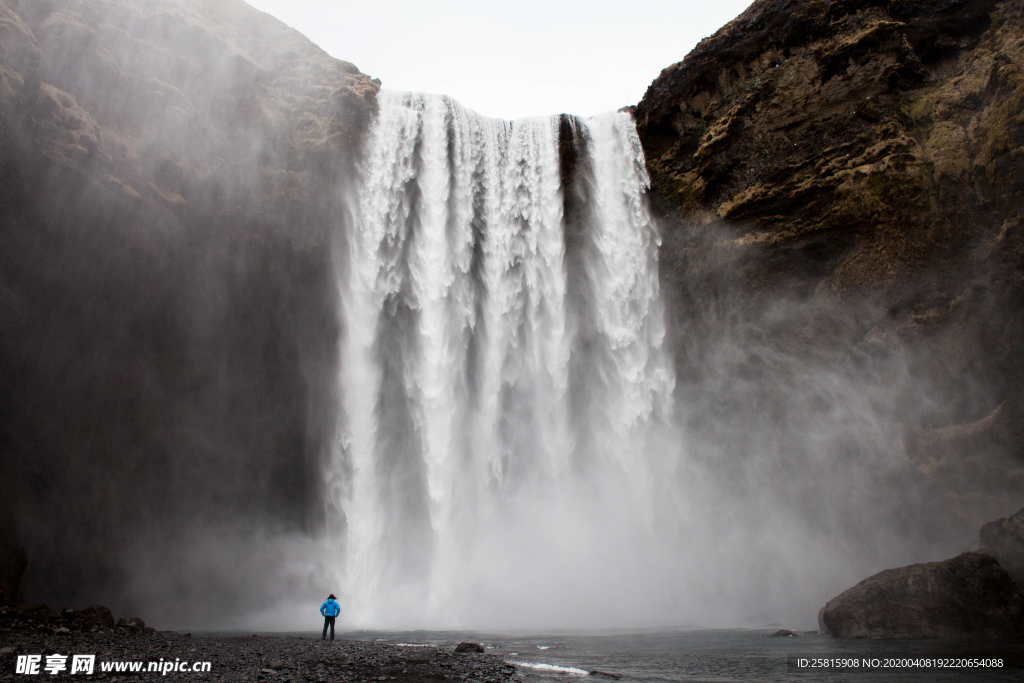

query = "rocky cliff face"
[0,0,377,622]
[980,505,1024,584]
[636,0,1024,528]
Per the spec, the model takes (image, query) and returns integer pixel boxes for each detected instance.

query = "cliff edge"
[636,0,1024,526]
[0,0,378,622]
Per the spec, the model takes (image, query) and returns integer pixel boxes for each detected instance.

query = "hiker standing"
[320,593,340,641]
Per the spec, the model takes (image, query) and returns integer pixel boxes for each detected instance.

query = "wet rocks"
[770,629,797,637]
[115,615,149,633]
[820,552,1024,638]
[455,641,485,653]
[80,604,115,627]
[0,606,521,681]
[16,603,55,620]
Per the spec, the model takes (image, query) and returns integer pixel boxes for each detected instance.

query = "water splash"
[330,92,675,628]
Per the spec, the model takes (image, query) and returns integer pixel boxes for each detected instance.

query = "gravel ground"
[0,605,521,682]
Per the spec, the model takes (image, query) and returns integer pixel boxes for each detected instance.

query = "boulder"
[821,552,1024,638]
[979,506,1024,586]
[80,604,115,627]
[770,629,797,637]
[17,603,53,618]
[454,642,485,653]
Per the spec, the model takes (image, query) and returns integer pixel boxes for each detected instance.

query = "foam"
[511,661,589,675]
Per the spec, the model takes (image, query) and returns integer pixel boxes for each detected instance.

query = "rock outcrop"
[820,552,1024,638]
[454,642,486,654]
[821,506,1024,638]
[769,629,798,637]
[0,0,378,621]
[635,0,1024,526]
[79,605,115,628]
[980,505,1024,585]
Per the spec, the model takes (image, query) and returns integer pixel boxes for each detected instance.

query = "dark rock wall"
[0,0,378,623]
[980,505,1024,584]
[635,0,1024,528]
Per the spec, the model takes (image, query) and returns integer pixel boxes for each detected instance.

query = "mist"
[1,0,1020,634]
[0,0,373,625]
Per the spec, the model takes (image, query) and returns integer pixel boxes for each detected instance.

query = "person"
[320,593,340,641]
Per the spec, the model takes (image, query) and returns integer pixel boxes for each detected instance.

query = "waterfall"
[331,92,675,628]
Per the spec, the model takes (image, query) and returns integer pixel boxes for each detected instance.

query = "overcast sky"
[244,0,753,120]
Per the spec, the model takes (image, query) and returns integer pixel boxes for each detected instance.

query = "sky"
[244,0,754,120]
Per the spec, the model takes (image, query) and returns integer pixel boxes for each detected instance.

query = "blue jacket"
[320,598,340,617]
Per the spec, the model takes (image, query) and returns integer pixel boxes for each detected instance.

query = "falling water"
[330,92,675,628]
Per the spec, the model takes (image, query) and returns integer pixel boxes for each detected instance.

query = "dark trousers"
[322,616,335,640]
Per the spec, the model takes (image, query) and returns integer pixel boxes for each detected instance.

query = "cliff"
[636,0,1024,527]
[2,0,1022,628]
[0,0,377,621]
